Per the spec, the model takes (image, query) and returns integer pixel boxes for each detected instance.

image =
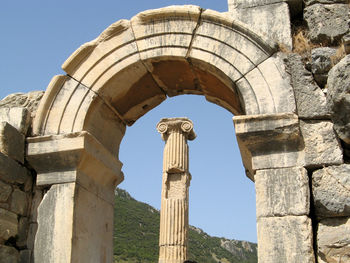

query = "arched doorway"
[26,5,314,262]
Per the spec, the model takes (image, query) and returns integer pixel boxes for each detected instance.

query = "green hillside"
[114,188,257,263]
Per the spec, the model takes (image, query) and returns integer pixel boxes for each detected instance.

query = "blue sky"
[0,1,257,243]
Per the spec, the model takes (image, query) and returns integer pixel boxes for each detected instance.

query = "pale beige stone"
[0,107,30,135]
[230,2,292,49]
[300,120,343,168]
[27,131,123,204]
[233,113,303,178]
[0,121,25,163]
[317,217,350,263]
[157,118,196,263]
[255,167,310,218]
[34,183,75,263]
[257,216,315,263]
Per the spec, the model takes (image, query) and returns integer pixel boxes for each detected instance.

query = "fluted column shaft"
[157,118,196,263]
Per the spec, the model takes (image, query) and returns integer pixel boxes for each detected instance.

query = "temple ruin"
[0,0,349,262]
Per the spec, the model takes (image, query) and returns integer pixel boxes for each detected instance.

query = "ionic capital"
[157,117,196,141]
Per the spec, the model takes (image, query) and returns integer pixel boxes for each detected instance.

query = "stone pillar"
[234,113,316,263]
[27,131,124,263]
[156,118,196,263]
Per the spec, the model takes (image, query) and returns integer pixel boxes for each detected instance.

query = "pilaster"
[27,131,123,263]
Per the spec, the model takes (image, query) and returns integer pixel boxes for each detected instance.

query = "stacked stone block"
[0,106,36,263]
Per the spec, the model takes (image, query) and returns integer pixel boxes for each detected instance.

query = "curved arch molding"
[33,5,296,140]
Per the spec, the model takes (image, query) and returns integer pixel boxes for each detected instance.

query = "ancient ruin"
[0,0,350,262]
[157,118,196,263]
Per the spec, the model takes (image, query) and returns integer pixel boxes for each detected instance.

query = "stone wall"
[0,92,44,263]
[230,0,350,262]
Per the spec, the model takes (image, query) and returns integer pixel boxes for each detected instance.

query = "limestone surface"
[157,118,195,263]
[0,121,25,164]
[300,120,343,167]
[317,217,350,263]
[0,107,30,135]
[231,2,292,49]
[327,55,350,144]
[311,47,337,87]
[312,164,350,218]
[0,91,44,118]
[257,216,315,263]
[304,4,349,44]
[255,167,309,218]
[286,53,329,118]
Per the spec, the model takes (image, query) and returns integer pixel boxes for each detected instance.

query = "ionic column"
[157,118,196,263]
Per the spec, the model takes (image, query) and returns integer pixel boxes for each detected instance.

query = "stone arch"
[26,5,316,263]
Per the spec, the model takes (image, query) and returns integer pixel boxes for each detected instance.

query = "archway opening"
[115,94,257,261]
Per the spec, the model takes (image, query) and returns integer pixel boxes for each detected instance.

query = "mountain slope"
[114,188,257,263]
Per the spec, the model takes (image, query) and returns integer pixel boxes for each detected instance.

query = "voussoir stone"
[300,120,343,167]
[0,245,19,263]
[286,53,329,118]
[257,216,315,263]
[312,164,350,218]
[255,167,310,217]
[0,208,18,243]
[311,47,337,87]
[317,217,350,263]
[327,55,350,144]
[304,4,349,44]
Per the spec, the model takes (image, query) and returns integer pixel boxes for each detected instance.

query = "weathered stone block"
[17,217,28,249]
[0,91,44,119]
[257,216,315,262]
[29,190,42,223]
[317,217,350,263]
[228,0,303,17]
[300,120,343,167]
[304,0,349,5]
[343,34,350,54]
[0,121,25,164]
[234,113,304,178]
[255,167,310,217]
[230,2,292,49]
[234,113,303,178]
[19,249,32,263]
[327,55,350,144]
[304,4,349,44]
[0,208,18,243]
[10,189,28,216]
[286,53,329,118]
[0,107,30,135]
[0,180,12,202]
[26,223,37,251]
[311,47,337,87]
[312,164,350,218]
[0,245,19,263]
[0,152,29,185]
